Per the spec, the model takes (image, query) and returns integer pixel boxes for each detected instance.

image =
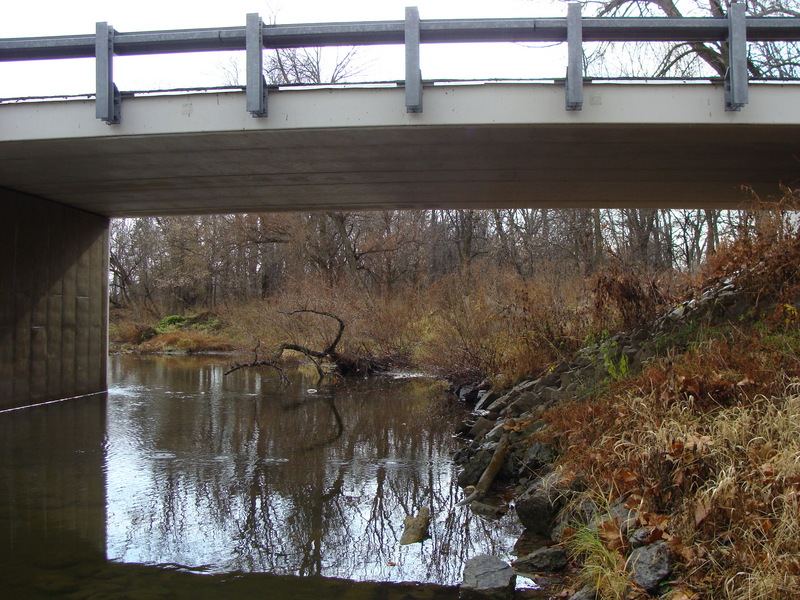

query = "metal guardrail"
[2,2,799,123]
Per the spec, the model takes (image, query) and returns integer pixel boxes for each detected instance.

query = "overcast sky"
[0,0,569,98]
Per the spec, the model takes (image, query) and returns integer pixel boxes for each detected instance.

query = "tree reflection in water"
[106,355,522,585]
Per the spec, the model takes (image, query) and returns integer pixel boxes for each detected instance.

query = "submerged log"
[399,507,431,545]
[457,433,511,507]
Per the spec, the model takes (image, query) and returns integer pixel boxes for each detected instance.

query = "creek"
[0,354,526,599]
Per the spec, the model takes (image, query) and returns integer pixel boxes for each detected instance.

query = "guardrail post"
[566,3,583,111]
[246,13,268,118]
[95,22,120,124]
[725,1,748,111]
[405,6,423,113]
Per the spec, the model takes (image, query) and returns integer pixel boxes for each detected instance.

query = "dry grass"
[137,330,237,353]
[219,263,602,382]
[547,372,800,598]
[539,198,800,598]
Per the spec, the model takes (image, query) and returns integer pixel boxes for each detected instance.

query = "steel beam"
[566,3,583,111]
[726,2,748,111]
[5,17,800,62]
[95,22,120,124]
[405,7,423,113]
[246,13,267,118]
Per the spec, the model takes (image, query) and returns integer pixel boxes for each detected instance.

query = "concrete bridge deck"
[3,81,800,217]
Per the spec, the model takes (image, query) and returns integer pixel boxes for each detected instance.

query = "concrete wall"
[0,188,109,410]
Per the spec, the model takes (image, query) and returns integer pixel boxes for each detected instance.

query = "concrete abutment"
[1,188,108,410]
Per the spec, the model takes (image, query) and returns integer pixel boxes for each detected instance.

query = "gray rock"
[475,390,501,411]
[460,554,516,600]
[486,395,511,413]
[539,371,561,388]
[560,371,574,389]
[509,391,544,413]
[628,527,653,549]
[628,540,673,591]
[554,361,572,373]
[512,546,567,573]
[470,501,507,518]
[515,378,541,392]
[457,447,494,487]
[485,422,506,443]
[540,386,563,404]
[459,384,485,403]
[605,499,637,535]
[515,469,570,536]
[469,417,495,441]
[452,446,474,465]
[518,441,558,476]
[573,356,592,368]
[569,584,598,600]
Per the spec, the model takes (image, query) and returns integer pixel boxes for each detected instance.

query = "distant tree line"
[108,208,748,314]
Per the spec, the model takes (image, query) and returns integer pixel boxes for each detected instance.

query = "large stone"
[470,501,508,518]
[475,390,501,411]
[512,546,567,573]
[509,391,544,414]
[628,540,673,591]
[484,422,506,443]
[458,446,494,487]
[460,555,516,600]
[486,394,512,413]
[469,417,496,441]
[540,386,563,404]
[399,507,431,545]
[539,371,561,388]
[518,442,558,476]
[515,469,571,536]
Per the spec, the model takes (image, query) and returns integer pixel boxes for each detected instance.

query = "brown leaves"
[502,418,532,432]
[667,586,700,600]
[668,433,714,457]
[694,500,713,527]
[598,519,629,555]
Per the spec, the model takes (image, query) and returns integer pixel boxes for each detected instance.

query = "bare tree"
[576,0,800,79]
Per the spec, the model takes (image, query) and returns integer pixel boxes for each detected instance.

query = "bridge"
[2,3,800,409]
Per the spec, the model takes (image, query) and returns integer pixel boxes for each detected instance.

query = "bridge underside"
[1,82,799,407]
[2,83,800,217]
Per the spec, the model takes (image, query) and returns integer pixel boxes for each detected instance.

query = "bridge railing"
[2,2,800,123]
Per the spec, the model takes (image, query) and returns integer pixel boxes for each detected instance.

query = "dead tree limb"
[225,309,346,381]
[456,433,511,506]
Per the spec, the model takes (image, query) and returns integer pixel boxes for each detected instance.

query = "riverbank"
[109,262,633,388]
[452,222,800,599]
[108,207,800,599]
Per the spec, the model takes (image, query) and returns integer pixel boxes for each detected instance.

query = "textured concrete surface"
[2,83,800,216]
[0,188,108,410]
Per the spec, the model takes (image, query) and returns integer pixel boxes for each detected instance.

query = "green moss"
[155,314,194,334]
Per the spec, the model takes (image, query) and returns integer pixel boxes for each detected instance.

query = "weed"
[155,314,193,334]
[566,523,632,600]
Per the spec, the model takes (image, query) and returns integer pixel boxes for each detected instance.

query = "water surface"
[0,354,524,598]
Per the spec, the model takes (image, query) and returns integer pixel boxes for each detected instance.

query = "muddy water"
[0,355,526,599]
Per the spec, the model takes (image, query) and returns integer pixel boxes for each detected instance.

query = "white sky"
[0,0,569,98]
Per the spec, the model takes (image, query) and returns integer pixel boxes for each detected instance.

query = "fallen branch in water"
[224,309,345,381]
[456,433,511,506]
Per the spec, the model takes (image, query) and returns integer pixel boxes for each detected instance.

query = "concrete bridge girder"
[2,83,800,218]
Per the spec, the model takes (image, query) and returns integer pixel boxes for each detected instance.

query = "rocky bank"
[452,277,747,599]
